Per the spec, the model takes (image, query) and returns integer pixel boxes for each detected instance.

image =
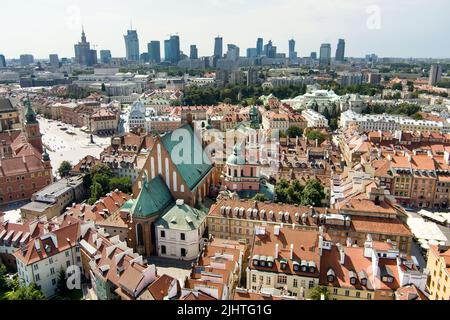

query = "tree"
[109,177,132,194]
[55,269,70,299]
[58,161,73,178]
[392,83,403,91]
[305,130,327,145]
[0,264,7,292]
[6,283,45,300]
[308,286,329,300]
[88,182,104,205]
[301,179,326,207]
[252,194,268,202]
[286,126,303,138]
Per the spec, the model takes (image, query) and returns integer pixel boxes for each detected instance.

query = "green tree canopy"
[308,286,329,300]
[286,126,303,138]
[305,130,327,145]
[58,161,73,178]
[109,177,133,194]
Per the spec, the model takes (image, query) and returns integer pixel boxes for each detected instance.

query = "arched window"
[136,224,144,246]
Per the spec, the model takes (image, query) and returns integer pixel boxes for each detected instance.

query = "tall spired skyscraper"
[256,38,263,57]
[124,29,140,62]
[289,39,297,60]
[335,39,346,62]
[74,28,97,66]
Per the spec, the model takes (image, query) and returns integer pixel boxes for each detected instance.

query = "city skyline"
[0,0,449,60]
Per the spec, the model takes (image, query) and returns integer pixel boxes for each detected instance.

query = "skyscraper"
[310,52,317,60]
[169,35,181,64]
[74,28,97,66]
[264,41,277,58]
[190,45,198,60]
[289,39,297,60]
[124,29,140,62]
[148,41,161,64]
[429,64,443,86]
[164,40,171,62]
[49,54,59,68]
[20,54,34,66]
[335,39,346,62]
[0,54,6,68]
[256,38,264,57]
[319,43,331,67]
[247,48,258,58]
[100,50,112,64]
[226,44,240,61]
[214,36,223,58]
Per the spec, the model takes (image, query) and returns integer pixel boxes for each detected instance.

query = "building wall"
[426,247,450,300]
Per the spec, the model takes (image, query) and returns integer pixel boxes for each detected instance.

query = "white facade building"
[155,200,208,261]
[302,109,329,128]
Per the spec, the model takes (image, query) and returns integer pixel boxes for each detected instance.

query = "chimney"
[290,244,294,260]
[274,225,281,236]
[275,244,279,259]
[346,237,352,247]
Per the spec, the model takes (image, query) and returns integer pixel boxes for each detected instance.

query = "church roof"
[161,124,213,191]
[155,201,207,231]
[131,175,173,219]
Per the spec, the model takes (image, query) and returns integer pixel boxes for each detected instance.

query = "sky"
[1,0,449,59]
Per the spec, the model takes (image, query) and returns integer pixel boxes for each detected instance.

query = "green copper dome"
[24,99,38,124]
[42,149,50,162]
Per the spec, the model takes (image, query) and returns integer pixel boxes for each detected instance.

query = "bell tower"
[24,99,43,154]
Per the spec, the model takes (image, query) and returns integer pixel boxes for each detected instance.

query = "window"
[65,251,70,257]
[49,258,53,264]
[277,275,287,284]
[160,230,166,238]
[66,261,71,267]
[333,288,338,295]
[52,279,56,286]
[356,291,361,298]
[180,233,186,241]
[266,277,271,285]
[35,274,40,281]
[345,290,350,296]
[181,248,187,257]
[34,264,39,271]
[161,246,166,254]
[50,267,55,275]
[252,274,257,283]
[293,279,298,288]
[309,281,314,289]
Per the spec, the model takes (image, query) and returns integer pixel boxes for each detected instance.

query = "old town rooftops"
[250,225,320,277]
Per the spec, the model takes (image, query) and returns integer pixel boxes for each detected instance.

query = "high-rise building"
[100,50,112,64]
[74,28,97,66]
[148,41,161,64]
[335,39,346,62]
[247,48,258,59]
[226,44,240,61]
[288,39,297,60]
[20,54,34,66]
[124,29,140,62]
[310,52,317,60]
[264,41,277,58]
[190,45,198,60]
[256,38,264,57]
[164,40,171,63]
[0,54,6,68]
[214,36,223,58]
[429,64,442,86]
[319,43,331,67]
[49,54,59,68]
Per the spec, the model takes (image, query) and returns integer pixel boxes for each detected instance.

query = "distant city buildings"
[147,41,161,64]
[165,35,181,64]
[319,43,331,67]
[48,54,59,68]
[20,54,34,66]
[429,64,442,86]
[289,39,297,60]
[190,45,198,60]
[335,39,346,62]
[214,36,223,58]
[0,54,5,68]
[74,28,97,66]
[124,29,140,62]
[256,38,264,57]
[100,50,112,64]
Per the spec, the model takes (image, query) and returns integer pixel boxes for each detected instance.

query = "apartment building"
[247,225,321,299]
[426,245,450,300]
[301,109,329,128]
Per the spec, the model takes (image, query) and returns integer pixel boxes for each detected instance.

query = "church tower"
[24,99,43,154]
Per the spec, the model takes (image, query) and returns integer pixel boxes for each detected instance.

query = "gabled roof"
[160,124,213,191]
[131,176,173,218]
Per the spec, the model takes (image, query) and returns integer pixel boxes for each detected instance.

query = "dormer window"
[267,256,274,268]
[293,261,300,272]
[361,278,368,286]
[301,260,308,272]
[309,261,316,273]
[349,270,357,285]
[260,256,267,267]
[253,255,260,266]
[280,259,288,270]
[327,268,335,282]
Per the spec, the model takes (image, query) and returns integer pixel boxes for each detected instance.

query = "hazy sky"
[1,0,449,59]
